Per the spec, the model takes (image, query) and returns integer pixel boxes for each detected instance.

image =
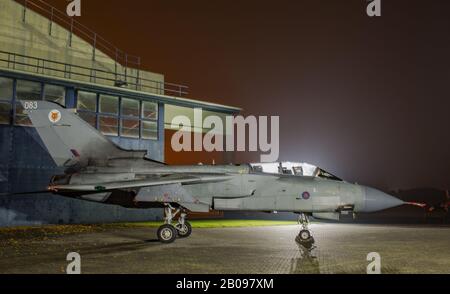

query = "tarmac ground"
[0,223,449,274]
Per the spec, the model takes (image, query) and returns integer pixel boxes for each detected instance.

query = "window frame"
[75,91,159,140]
[99,94,119,116]
[77,90,98,113]
[120,116,140,139]
[140,100,159,140]
[142,100,158,121]
[0,77,160,136]
[121,97,140,118]
[15,79,42,102]
[44,84,66,106]
[141,119,158,140]
[98,114,119,137]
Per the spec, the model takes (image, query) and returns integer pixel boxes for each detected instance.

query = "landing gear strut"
[157,204,192,243]
[295,213,315,251]
[175,212,192,238]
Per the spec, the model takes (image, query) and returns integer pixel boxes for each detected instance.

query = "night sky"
[45,0,449,191]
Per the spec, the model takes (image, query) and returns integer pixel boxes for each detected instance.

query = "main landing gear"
[295,213,315,251]
[157,204,192,244]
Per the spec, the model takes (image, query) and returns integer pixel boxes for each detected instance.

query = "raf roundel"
[48,109,62,123]
[302,191,311,200]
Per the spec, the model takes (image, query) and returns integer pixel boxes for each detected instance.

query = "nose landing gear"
[156,204,192,243]
[295,213,315,251]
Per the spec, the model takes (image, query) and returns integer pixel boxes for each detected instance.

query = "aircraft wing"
[50,174,232,192]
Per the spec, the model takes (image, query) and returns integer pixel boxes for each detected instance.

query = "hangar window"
[121,118,140,138]
[121,98,139,117]
[98,95,119,137]
[44,84,65,106]
[99,115,118,136]
[75,92,158,140]
[141,101,158,140]
[16,80,41,101]
[120,98,140,138]
[142,120,158,140]
[78,112,97,129]
[0,102,11,125]
[14,103,32,126]
[99,94,118,115]
[77,91,97,112]
[142,101,158,120]
[0,77,13,101]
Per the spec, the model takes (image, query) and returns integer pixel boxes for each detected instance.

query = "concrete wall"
[0,0,164,94]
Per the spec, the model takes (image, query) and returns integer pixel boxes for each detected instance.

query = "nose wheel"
[157,205,192,243]
[295,213,315,250]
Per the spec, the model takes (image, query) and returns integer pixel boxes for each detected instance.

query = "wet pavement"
[0,223,449,274]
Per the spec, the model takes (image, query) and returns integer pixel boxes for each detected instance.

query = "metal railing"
[10,0,189,97]
[0,50,189,97]
[16,0,140,69]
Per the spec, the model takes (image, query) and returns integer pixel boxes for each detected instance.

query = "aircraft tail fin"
[22,100,146,168]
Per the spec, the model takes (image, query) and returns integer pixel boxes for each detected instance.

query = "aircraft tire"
[298,229,311,241]
[295,234,315,250]
[176,221,192,238]
[157,224,177,243]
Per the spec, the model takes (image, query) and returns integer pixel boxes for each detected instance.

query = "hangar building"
[0,0,240,226]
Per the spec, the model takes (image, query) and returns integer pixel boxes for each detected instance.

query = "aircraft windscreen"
[249,162,343,181]
[317,169,343,181]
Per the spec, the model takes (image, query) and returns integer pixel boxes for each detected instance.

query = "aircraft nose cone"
[362,187,404,212]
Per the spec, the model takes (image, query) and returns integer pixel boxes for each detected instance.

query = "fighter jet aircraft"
[21,100,405,244]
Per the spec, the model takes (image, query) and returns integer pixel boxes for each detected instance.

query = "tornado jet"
[20,101,405,244]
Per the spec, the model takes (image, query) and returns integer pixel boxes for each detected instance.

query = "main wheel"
[175,221,192,238]
[298,229,311,241]
[157,224,177,243]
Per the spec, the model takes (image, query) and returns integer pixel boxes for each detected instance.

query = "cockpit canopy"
[249,162,343,181]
